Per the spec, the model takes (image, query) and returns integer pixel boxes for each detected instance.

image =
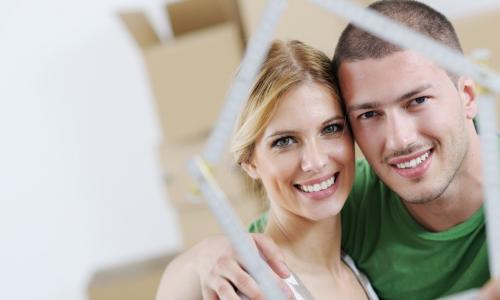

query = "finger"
[215,256,264,300]
[253,233,290,278]
[201,287,218,300]
[277,277,295,300]
[210,278,240,300]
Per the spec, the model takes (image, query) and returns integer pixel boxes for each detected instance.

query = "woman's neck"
[264,208,343,277]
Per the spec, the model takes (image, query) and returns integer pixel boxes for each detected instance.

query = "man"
[331,1,488,299]
[157,1,500,299]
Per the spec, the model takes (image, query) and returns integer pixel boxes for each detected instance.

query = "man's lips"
[388,149,433,179]
[386,148,433,165]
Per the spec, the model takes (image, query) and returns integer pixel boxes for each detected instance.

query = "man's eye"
[359,111,377,119]
[410,96,428,106]
[322,123,344,135]
[272,136,295,148]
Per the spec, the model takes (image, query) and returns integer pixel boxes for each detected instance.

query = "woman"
[157,40,377,300]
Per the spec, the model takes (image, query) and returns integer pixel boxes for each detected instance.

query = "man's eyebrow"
[347,84,433,114]
[398,84,433,103]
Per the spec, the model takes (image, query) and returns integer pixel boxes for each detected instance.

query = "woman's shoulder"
[342,253,379,300]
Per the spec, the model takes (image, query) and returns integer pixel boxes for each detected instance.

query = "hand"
[478,277,500,300]
[196,234,293,300]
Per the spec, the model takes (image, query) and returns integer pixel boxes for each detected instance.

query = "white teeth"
[299,175,336,193]
[395,151,430,169]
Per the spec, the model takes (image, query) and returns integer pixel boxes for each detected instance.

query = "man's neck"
[403,191,482,232]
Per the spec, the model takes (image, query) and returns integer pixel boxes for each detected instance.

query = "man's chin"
[397,187,448,205]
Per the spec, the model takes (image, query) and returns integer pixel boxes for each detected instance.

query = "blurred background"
[1,0,499,299]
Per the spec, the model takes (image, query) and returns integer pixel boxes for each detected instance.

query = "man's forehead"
[339,50,429,77]
[338,50,440,104]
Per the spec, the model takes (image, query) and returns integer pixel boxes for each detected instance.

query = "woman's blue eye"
[323,123,344,135]
[272,136,295,148]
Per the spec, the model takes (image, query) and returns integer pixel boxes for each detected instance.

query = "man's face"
[338,50,477,203]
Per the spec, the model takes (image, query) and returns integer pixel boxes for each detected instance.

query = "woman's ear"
[241,161,260,180]
[458,76,478,119]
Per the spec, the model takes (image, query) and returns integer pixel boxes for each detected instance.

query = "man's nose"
[385,112,418,152]
[301,140,328,172]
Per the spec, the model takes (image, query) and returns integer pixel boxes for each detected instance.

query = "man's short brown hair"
[333,0,463,77]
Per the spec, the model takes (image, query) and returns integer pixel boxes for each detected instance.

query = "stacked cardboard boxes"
[88,1,263,298]
[237,0,371,57]
[120,0,263,250]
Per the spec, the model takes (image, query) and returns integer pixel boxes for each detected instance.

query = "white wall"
[1,0,500,300]
[0,0,181,299]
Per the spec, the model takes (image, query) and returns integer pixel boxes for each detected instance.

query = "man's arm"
[155,235,292,300]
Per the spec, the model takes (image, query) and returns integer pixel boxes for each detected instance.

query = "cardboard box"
[87,254,175,300]
[238,0,370,58]
[159,140,265,248]
[453,10,500,130]
[119,10,242,141]
[175,195,264,248]
[168,0,245,45]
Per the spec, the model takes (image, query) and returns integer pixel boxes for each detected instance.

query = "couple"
[159,1,500,299]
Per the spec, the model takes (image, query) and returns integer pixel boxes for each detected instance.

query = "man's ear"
[241,161,260,180]
[458,76,478,119]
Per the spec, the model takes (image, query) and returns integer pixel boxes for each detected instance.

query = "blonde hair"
[231,40,341,198]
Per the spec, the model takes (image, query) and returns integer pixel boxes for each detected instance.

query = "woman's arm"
[155,234,291,300]
[156,246,202,300]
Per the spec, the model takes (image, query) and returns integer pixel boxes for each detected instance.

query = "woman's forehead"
[264,83,342,131]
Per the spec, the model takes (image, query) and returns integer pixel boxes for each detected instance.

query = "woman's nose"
[301,140,328,172]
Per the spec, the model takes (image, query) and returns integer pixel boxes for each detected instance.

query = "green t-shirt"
[249,159,490,299]
[341,159,489,300]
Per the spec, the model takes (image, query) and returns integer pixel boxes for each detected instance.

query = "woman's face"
[243,82,355,221]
